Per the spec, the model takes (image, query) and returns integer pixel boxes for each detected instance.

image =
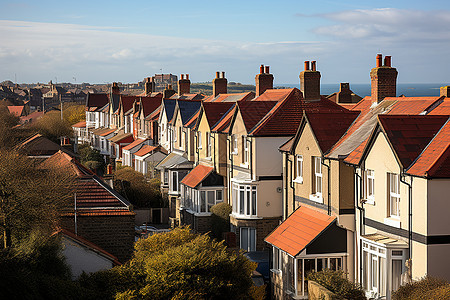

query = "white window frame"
[231,183,257,217]
[294,155,303,183]
[183,187,224,214]
[388,173,400,218]
[242,136,249,165]
[240,227,256,252]
[197,131,202,149]
[364,169,375,204]
[310,156,323,202]
[231,134,238,154]
[206,132,212,158]
[170,171,179,193]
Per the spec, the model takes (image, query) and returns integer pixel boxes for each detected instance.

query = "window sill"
[384,217,401,228]
[362,197,375,205]
[232,151,238,155]
[230,213,262,220]
[293,177,303,184]
[240,163,249,168]
[270,269,282,275]
[309,194,323,203]
[186,209,212,217]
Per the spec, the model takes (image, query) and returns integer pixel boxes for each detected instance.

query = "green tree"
[0,149,75,248]
[62,103,86,125]
[32,110,73,142]
[78,143,106,174]
[80,227,263,300]
[113,166,163,208]
[307,269,366,300]
[393,275,450,300]
[210,202,232,240]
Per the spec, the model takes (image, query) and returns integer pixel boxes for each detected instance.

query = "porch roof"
[265,206,337,257]
[362,233,408,248]
[155,152,192,170]
[180,164,214,188]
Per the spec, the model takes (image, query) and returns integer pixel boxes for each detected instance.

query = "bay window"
[182,186,224,214]
[232,183,257,217]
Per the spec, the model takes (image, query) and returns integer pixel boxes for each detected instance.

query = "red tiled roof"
[385,97,441,115]
[99,128,115,137]
[7,106,25,117]
[239,101,278,133]
[279,136,294,152]
[306,111,359,154]
[180,164,214,188]
[184,109,201,129]
[72,121,86,128]
[211,105,236,133]
[250,89,351,136]
[407,119,450,178]
[141,95,162,118]
[265,206,336,257]
[40,150,93,177]
[20,111,44,124]
[344,137,369,165]
[134,145,158,157]
[86,93,108,110]
[57,228,121,265]
[427,98,450,115]
[253,88,293,102]
[119,96,138,114]
[75,179,128,208]
[203,102,235,129]
[378,115,448,168]
[205,92,254,103]
[63,209,134,217]
[122,138,146,151]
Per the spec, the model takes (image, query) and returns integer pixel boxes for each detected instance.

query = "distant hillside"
[191,82,255,95]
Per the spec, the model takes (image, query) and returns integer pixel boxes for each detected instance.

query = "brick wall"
[370,67,398,103]
[180,210,212,234]
[230,216,281,251]
[61,214,135,263]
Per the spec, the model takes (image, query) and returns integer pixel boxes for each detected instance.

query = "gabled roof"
[119,96,138,115]
[86,93,108,110]
[122,138,146,151]
[170,93,205,101]
[427,97,450,115]
[156,152,193,170]
[210,105,237,133]
[161,99,177,122]
[16,133,65,157]
[377,115,448,169]
[180,164,214,188]
[184,109,201,129]
[140,95,162,118]
[175,100,202,125]
[57,228,121,266]
[108,130,133,143]
[249,89,351,136]
[20,111,44,124]
[265,206,336,257]
[285,111,359,154]
[40,150,93,177]
[7,105,25,117]
[202,102,235,129]
[238,101,278,133]
[406,118,450,178]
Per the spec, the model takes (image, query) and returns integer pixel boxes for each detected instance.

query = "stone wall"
[308,281,341,300]
[61,214,135,263]
[180,210,212,234]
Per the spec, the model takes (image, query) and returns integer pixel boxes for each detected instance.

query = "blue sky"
[1,0,450,84]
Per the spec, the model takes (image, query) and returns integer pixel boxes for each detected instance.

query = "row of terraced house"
[73,54,450,299]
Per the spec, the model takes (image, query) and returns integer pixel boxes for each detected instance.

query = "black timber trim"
[295,196,354,215]
[364,218,450,245]
[258,175,282,181]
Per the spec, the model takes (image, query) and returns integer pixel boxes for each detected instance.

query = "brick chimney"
[337,83,353,103]
[111,82,120,95]
[163,84,176,99]
[255,65,274,97]
[440,86,450,98]
[144,77,155,95]
[178,74,191,96]
[370,54,398,103]
[299,60,321,101]
[213,71,227,97]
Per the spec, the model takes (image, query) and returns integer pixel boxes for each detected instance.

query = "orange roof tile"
[202,102,235,129]
[72,121,86,128]
[253,88,293,102]
[385,97,441,115]
[407,119,450,178]
[180,164,214,188]
[7,106,25,117]
[265,206,336,257]
[122,138,146,151]
[428,98,450,115]
[100,128,115,137]
[134,145,158,157]
[239,101,278,133]
[205,92,254,103]
[211,105,236,133]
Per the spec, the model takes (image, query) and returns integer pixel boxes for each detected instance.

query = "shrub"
[307,269,366,300]
[210,202,232,240]
[392,275,450,300]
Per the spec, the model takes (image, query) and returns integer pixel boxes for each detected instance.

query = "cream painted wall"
[257,180,283,217]
[427,179,450,236]
[412,241,427,280]
[292,122,322,206]
[230,112,249,168]
[197,112,213,166]
[364,132,407,229]
[254,137,289,177]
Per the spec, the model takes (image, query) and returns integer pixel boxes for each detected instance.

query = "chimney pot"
[260,65,264,74]
[186,74,189,80]
[376,54,383,67]
[384,56,392,67]
[265,66,270,74]
[221,71,225,78]
[181,74,184,80]
[216,71,220,78]
[311,61,316,71]
[304,61,310,71]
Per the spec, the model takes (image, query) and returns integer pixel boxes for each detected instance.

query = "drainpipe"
[354,167,365,285]
[283,153,289,220]
[194,132,199,165]
[211,132,216,171]
[227,136,233,204]
[400,173,413,260]
[288,156,295,216]
[321,158,331,216]
[246,136,253,180]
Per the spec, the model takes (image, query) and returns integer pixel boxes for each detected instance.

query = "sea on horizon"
[276,83,447,98]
